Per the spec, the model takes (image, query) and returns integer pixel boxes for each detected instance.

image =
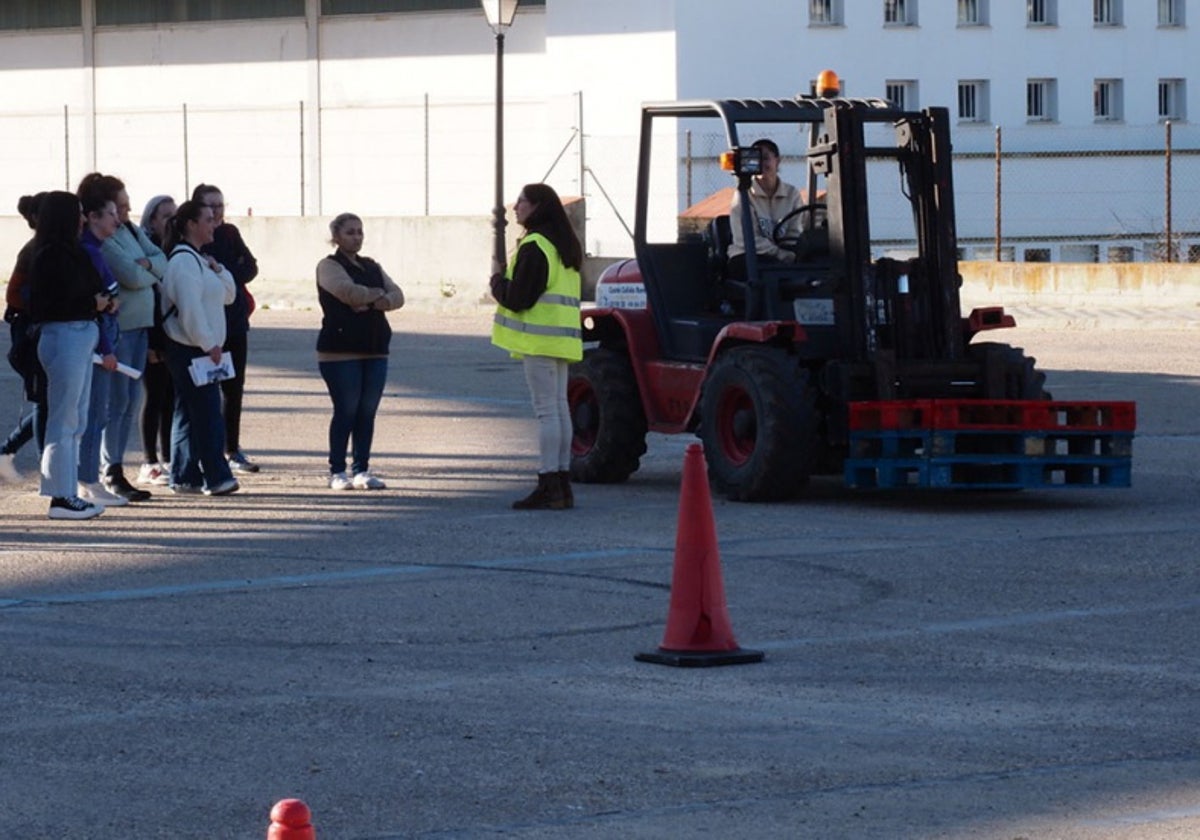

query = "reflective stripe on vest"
[491,233,583,362]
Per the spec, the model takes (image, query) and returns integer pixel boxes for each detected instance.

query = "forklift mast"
[818,104,965,367]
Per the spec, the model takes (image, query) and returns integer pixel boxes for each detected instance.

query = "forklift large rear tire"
[699,346,819,502]
[568,348,648,483]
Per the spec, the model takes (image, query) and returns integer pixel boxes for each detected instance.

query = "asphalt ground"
[1,306,1199,839]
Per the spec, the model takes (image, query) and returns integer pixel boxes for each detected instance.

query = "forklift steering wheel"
[772,203,827,251]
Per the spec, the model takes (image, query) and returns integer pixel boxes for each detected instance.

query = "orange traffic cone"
[635,443,764,667]
[268,799,315,840]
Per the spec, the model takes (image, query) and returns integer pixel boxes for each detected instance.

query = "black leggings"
[220,330,249,456]
[141,358,174,464]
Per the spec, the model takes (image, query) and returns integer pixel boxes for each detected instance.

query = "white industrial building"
[0,0,1197,263]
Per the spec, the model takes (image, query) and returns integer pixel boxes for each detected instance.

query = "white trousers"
[521,354,571,474]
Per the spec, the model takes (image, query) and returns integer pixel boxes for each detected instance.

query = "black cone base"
[634,647,765,668]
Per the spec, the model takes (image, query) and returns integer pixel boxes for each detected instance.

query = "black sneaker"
[227,451,260,473]
[104,465,152,502]
[48,496,104,520]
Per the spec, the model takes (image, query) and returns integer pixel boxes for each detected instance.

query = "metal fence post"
[63,105,70,189]
[299,100,306,216]
[994,124,1002,261]
[577,90,585,201]
[182,103,190,197]
[429,92,434,216]
[685,129,693,210]
[1165,119,1173,262]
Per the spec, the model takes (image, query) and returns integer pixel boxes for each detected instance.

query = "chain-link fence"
[4,94,1198,264]
[0,92,587,220]
[682,121,1200,263]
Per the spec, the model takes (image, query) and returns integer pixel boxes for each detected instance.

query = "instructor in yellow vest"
[490,183,583,510]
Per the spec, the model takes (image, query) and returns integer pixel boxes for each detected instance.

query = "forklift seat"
[705,215,732,279]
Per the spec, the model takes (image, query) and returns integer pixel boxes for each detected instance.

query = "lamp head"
[481,0,519,32]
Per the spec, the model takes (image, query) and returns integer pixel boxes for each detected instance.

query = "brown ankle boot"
[556,471,574,509]
[512,472,567,510]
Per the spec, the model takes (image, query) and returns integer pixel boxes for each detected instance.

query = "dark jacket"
[201,222,257,337]
[29,241,107,325]
[316,252,392,356]
[489,225,551,313]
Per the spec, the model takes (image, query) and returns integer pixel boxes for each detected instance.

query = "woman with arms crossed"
[315,213,405,490]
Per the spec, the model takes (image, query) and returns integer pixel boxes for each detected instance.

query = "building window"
[1094,79,1123,121]
[98,0,304,24]
[1107,245,1134,263]
[1061,244,1100,262]
[886,81,918,110]
[1159,0,1184,25]
[958,0,987,25]
[958,80,989,122]
[1188,244,1200,263]
[1028,0,1056,25]
[1024,248,1051,262]
[884,0,916,25]
[1094,0,1121,25]
[810,0,844,25]
[0,0,79,29]
[1159,79,1187,120]
[1027,79,1056,122]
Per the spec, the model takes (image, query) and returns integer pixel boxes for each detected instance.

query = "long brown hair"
[519,183,583,271]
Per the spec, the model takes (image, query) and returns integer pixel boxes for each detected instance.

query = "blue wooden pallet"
[845,454,1132,490]
[850,429,1134,460]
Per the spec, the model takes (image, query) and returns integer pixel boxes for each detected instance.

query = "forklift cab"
[634,90,964,369]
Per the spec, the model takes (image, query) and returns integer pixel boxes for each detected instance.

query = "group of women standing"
[7,179,259,519]
[7,177,581,518]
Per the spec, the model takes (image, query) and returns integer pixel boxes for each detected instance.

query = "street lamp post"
[481,0,519,276]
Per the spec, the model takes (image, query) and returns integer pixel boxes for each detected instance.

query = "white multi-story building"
[0,0,1196,261]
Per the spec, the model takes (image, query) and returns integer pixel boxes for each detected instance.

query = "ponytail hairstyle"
[329,212,362,245]
[163,199,209,253]
[76,172,125,216]
[17,192,47,230]
[518,183,583,271]
[33,191,84,251]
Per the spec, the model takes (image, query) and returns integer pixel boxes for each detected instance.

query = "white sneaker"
[329,472,353,491]
[352,471,386,490]
[137,462,171,486]
[0,453,20,483]
[78,481,129,507]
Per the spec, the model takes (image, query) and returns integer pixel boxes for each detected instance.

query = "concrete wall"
[0,198,599,311]
[959,260,1200,311]
[5,213,1198,312]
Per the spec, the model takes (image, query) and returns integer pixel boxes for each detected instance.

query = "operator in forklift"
[725,138,805,280]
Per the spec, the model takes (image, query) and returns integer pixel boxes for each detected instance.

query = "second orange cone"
[635,443,764,667]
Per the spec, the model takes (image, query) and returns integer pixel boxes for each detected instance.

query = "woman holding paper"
[75,173,130,509]
[160,200,239,496]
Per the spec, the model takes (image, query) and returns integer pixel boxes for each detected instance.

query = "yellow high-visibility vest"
[491,232,582,362]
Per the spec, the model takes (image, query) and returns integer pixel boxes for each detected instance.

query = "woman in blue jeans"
[159,200,239,496]
[314,213,405,490]
[29,191,115,520]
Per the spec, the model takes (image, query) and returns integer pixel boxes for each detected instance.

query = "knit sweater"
[102,221,167,332]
